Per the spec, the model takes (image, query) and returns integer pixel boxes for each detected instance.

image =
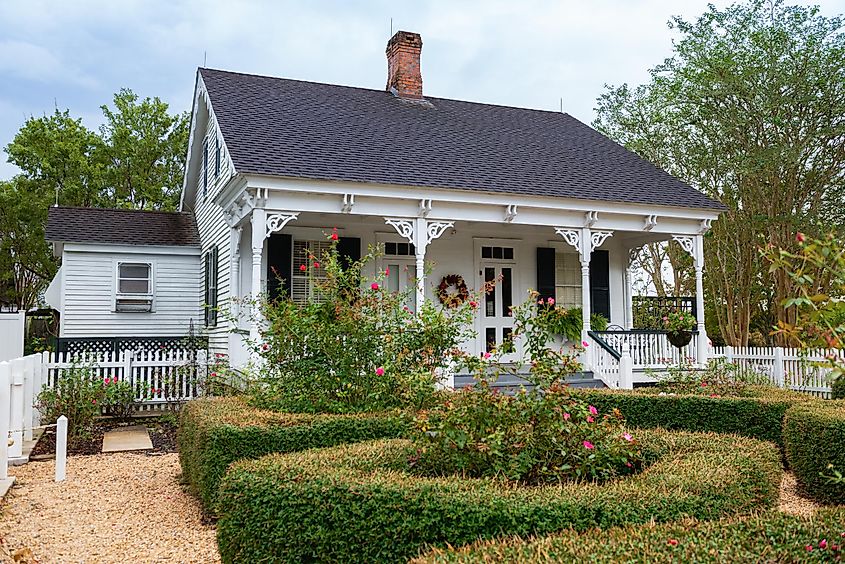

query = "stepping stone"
[102,426,153,453]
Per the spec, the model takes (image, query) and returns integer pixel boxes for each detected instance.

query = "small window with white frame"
[291,239,333,305]
[554,251,582,309]
[115,262,153,312]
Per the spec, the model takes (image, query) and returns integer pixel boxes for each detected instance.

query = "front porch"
[222,181,715,388]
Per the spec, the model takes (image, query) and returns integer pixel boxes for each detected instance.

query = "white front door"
[477,243,517,358]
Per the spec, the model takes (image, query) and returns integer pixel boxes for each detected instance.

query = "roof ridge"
[198,67,574,117]
[52,205,191,216]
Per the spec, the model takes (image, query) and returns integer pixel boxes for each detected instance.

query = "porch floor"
[453,371,605,393]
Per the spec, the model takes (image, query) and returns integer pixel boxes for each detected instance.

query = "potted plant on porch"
[662,310,696,348]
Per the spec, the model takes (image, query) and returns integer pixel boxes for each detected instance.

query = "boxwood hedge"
[177,397,407,513]
[783,400,845,504]
[216,429,782,563]
[415,508,845,563]
[571,387,812,446]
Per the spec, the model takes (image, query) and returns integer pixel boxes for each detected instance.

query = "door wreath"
[437,274,469,308]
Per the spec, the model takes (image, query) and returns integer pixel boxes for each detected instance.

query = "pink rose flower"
[547,297,555,306]
[299,264,307,272]
[623,433,633,442]
[371,283,379,290]
[806,545,813,552]
[796,232,806,243]
[586,416,595,423]
[469,300,478,309]
[538,298,544,305]
[819,539,827,549]
[313,262,320,269]
[483,352,491,359]
[668,539,678,547]
[589,405,598,415]
[261,343,270,352]
[375,367,385,376]
[331,231,339,241]
[581,340,589,348]
[583,441,594,449]
[563,412,570,420]
[384,268,390,276]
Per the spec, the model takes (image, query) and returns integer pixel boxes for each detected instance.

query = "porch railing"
[588,332,621,388]
[632,296,696,329]
[590,330,699,369]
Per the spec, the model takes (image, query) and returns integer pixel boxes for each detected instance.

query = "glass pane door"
[481,265,514,354]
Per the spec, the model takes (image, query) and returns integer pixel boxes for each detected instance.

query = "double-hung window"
[115,262,153,312]
[554,251,582,308]
[291,239,332,305]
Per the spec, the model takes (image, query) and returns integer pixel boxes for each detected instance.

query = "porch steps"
[453,371,605,394]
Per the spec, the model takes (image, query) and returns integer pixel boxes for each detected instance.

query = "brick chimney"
[386,31,423,99]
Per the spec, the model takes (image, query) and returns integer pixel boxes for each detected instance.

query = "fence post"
[8,359,24,459]
[196,349,207,399]
[619,342,634,390]
[55,415,67,482]
[122,349,132,387]
[22,355,34,442]
[773,347,785,388]
[0,362,10,481]
[725,345,734,364]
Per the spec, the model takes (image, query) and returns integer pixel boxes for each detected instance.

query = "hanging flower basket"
[666,330,693,349]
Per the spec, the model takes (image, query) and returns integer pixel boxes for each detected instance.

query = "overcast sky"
[1,0,844,180]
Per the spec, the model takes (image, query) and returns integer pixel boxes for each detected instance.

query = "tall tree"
[1,89,189,309]
[594,0,845,346]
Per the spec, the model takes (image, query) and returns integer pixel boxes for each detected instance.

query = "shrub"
[415,508,845,563]
[832,375,845,400]
[101,376,136,419]
[412,382,640,484]
[783,401,845,504]
[36,364,102,438]
[177,397,407,513]
[652,358,772,397]
[216,429,782,563]
[571,387,812,447]
[236,235,478,414]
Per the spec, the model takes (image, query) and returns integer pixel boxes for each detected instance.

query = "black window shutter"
[203,252,211,326]
[336,237,361,270]
[210,246,218,326]
[267,234,292,301]
[589,250,610,320]
[536,247,556,303]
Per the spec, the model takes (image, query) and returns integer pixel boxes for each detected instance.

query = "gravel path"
[778,472,820,517]
[0,453,220,563]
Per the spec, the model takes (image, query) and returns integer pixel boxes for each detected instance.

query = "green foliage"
[215,430,782,563]
[765,232,845,384]
[661,310,696,333]
[176,397,407,513]
[653,358,772,397]
[35,364,102,438]
[240,235,477,414]
[833,375,845,400]
[594,1,845,346]
[783,401,845,505]
[100,376,136,419]
[412,381,639,484]
[571,387,813,447]
[416,508,845,563]
[536,303,607,343]
[0,90,188,309]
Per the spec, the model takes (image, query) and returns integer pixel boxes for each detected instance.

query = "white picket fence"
[713,346,841,398]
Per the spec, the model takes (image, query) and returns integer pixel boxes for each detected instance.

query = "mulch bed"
[30,416,179,458]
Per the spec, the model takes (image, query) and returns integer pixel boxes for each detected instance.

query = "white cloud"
[0,40,98,88]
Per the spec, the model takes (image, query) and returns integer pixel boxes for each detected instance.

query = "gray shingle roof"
[46,206,201,247]
[200,67,723,211]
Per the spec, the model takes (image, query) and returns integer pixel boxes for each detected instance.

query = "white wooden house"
[46,31,723,387]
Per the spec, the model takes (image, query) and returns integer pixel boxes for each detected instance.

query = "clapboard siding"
[191,110,235,355]
[60,248,202,337]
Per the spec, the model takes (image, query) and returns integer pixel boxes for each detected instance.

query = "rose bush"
[237,233,478,414]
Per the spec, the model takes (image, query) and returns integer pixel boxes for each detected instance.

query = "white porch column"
[625,247,640,330]
[230,226,242,310]
[579,227,592,343]
[249,209,266,344]
[673,228,710,365]
[385,216,454,312]
[694,234,708,364]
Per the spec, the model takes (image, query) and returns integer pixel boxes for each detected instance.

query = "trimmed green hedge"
[216,429,782,563]
[572,387,812,446]
[783,401,845,504]
[415,508,845,563]
[177,397,407,513]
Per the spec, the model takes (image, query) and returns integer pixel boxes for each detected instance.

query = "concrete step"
[453,371,605,392]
